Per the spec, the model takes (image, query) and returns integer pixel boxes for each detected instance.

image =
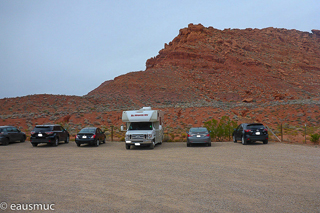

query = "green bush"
[310,133,320,144]
[204,116,238,141]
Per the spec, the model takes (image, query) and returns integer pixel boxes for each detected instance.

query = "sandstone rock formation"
[89,23,320,105]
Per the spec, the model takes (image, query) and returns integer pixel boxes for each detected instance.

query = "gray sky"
[1,0,319,99]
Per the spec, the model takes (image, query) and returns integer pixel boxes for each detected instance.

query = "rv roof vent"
[142,107,152,110]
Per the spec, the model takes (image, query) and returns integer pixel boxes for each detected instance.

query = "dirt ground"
[1,141,320,213]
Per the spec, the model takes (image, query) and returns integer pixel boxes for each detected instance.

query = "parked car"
[75,127,106,147]
[187,127,211,147]
[233,123,268,145]
[0,126,26,145]
[30,124,69,147]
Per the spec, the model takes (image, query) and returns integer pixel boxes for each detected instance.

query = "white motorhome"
[121,107,164,149]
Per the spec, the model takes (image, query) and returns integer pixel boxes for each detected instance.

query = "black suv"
[0,126,26,145]
[30,124,69,147]
[75,127,106,147]
[233,123,268,145]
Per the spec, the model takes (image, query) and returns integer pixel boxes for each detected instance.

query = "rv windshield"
[129,122,153,130]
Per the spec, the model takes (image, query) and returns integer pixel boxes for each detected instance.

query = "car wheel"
[233,135,237,143]
[20,136,26,142]
[65,136,69,144]
[241,136,247,145]
[3,138,9,146]
[53,137,59,147]
[76,142,80,147]
[126,144,130,150]
[150,140,155,149]
[32,143,38,147]
[208,142,212,147]
[263,140,268,144]
[103,138,106,143]
[95,140,100,147]
[187,143,190,147]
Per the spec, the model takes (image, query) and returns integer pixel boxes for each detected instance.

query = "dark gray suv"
[30,124,69,147]
[233,123,268,145]
[0,126,26,145]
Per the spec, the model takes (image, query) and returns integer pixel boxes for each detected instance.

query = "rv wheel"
[126,144,130,150]
[150,141,155,149]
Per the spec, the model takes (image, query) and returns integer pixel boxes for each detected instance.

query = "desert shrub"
[170,133,175,140]
[310,133,320,144]
[163,134,170,142]
[204,116,238,141]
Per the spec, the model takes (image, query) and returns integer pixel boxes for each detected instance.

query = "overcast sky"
[1,0,319,99]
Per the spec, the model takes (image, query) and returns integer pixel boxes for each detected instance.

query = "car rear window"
[79,128,96,134]
[33,126,53,131]
[247,124,265,129]
[190,127,208,133]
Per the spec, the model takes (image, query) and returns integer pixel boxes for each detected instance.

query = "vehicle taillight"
[30,131,35,135]
[264,129,268,132]
[206,134,210,137]
[75,135,79,139]
[91,134,96,139]
[187,134,191,137]
[45,131,54,135]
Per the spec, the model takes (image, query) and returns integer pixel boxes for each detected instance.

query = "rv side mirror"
[121,125,124,131]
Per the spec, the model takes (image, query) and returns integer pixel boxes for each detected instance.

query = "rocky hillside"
[89,24,320,104]
[1,24,320,142]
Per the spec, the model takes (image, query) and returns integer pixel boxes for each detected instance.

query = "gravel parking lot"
[1,141,320,212]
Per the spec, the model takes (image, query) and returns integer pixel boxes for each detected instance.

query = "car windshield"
[79,128,96,134]
[129,122,152,130]
[247,124,265,129]
[33,126,53,131]
[189,127,208,133]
